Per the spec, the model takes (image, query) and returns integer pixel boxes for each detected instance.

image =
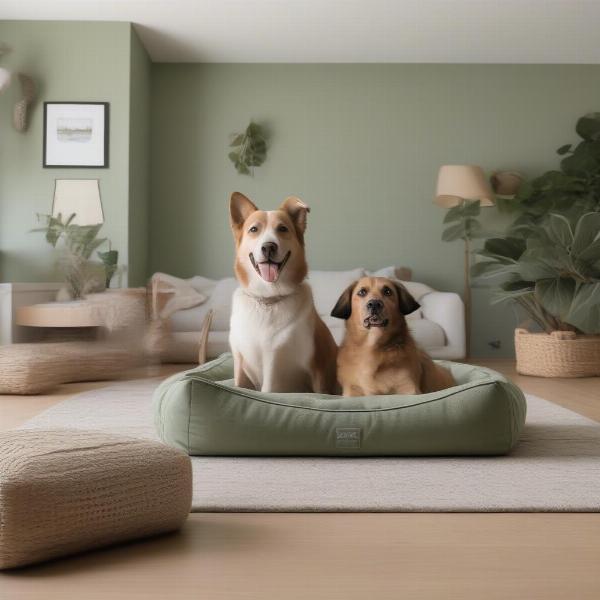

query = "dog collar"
[242,290,290,306]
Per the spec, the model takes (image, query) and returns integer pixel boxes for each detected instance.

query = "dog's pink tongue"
[258,262,278,283]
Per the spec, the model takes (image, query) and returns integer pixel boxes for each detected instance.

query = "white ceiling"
[2,0,600,63]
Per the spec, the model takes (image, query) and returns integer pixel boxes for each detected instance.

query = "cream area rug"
[19,378,600,512]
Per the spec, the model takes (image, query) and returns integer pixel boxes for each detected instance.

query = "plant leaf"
[578,238,600,267]
[229,134,244,147]
[443,205,464,223]
[465,218,487,239]
[246,122,262,137]
[572,212,600,256]
[517,249,559,280]
[502,280,534,292]
[461,199,481,217]
[564,281,600,333]
[483,237,526,261]
[535,278,576,321]
[470,261,519,279]
[560,140,600,176]
[556,144,572,155]
[547,213,573,248]
[575,112,600,141]
[441,223,466,242]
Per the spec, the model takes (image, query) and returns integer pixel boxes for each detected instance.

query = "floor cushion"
[0,429,192,569]
[154,354,527,457]
[0,342,134,395]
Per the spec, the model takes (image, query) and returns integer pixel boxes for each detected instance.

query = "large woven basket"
[515,328,600,378]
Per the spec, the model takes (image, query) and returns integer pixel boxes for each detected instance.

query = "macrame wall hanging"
[0,43,37,133]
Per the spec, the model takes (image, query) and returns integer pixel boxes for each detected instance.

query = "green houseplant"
[470,112,600,376]
[228,121,267,175]
[32,213,117,299]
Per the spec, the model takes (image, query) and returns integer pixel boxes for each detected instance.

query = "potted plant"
[471,112,600,377]
[32,213,118,300]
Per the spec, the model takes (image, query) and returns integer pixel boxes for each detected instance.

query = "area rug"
[19,378,600,512]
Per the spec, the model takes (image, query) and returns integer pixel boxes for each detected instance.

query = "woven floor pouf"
[0,343,135,395]
[0,429,192,569]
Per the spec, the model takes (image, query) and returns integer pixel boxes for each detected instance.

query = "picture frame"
[43,102,109,168]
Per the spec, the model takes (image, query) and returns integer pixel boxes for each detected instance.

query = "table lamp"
[52,179,103,226]
[435,165,495,357]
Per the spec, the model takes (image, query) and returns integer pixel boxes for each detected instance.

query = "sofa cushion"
[188,275,217,297]
[408,318,446,349]
[207,277,239,331]
[170,304,213,333]
[367,265,411,281]
[307,268,366,316]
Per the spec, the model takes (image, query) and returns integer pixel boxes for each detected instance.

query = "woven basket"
[515,328,600,378]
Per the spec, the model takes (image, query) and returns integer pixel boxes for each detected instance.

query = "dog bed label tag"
[335,428,361,448]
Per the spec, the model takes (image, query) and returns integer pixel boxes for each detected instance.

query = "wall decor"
[13,73,37,132]
[43,102,109,168]
[490,170,524,197]
[228,121,267,175]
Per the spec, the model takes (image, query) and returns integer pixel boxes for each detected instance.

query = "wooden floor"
[1,359,599,599]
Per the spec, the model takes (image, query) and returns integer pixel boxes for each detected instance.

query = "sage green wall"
[150,64,600,356]
[128,27,151,286]
[0,21,137,285]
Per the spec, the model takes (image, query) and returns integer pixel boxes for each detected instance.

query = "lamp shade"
[52,179,103,225]
[434,165,495,208]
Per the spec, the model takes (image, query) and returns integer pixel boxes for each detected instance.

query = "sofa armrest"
[419,291,466,360]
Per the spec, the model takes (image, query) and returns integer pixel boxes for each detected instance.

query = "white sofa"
[156,267,466,363]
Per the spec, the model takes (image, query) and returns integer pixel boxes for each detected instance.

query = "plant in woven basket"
[471,113,600,335]
[228,122,267,175]
[472,211,600,334]
[32,213,115,299]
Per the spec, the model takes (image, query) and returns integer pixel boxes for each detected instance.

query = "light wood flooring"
[1,359,599,599]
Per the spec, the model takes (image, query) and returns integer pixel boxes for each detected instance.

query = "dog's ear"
[279,196,310,238]
[230,192,258,230]
[331,282,356,320]
[393,282,420,316]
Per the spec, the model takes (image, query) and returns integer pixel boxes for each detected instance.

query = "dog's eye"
[276,224,289,233]
[357,288,368,297]
[248,225,259,233]
[382,287,392,296]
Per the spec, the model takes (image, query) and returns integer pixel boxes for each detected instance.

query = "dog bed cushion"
[153,354,526,457]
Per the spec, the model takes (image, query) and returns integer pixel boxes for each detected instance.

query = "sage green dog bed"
[153,354,526,456]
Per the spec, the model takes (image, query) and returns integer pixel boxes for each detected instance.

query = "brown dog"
[331,277,455,396]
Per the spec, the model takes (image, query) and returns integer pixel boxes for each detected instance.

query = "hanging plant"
[228,121,267,175]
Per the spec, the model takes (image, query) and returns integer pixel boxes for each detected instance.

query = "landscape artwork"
[44,102,109,168]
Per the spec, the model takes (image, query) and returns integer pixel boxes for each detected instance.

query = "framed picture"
[43,102,109,168]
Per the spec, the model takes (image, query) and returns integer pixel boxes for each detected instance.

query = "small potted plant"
[32,213,118,300]
[471,112,600,377]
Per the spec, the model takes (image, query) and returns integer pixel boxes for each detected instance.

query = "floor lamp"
[434,165,495,358]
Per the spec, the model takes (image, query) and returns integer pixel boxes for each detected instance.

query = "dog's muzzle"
[250,251,291,283]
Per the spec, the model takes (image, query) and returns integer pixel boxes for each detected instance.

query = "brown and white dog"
[228,192,338,393]
[332,276,455,396]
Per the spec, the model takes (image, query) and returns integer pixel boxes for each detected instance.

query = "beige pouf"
[0,342,135,395]
[0,429,192,569]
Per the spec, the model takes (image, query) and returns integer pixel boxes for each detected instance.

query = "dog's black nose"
[261,242,278,259]
[367,299,384,313]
